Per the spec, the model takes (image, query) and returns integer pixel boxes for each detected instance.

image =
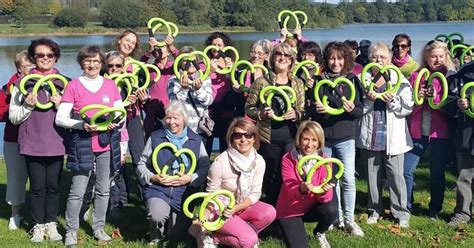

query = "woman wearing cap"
[391,34,419,78]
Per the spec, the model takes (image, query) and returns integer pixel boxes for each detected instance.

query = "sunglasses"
[107,63,123,68]
[394,44,409,49]
[274,51,292,59]
[34,53,55,59]
[231,132,255,140]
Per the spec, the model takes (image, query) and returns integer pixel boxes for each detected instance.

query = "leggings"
[280,196,338,248]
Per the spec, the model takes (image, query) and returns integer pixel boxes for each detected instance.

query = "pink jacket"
[276,150,333,219]
[407,69,451,139]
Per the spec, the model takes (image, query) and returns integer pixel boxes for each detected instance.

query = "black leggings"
[259,127,294,205]
[280,196,338,248]
[24,155,63,225]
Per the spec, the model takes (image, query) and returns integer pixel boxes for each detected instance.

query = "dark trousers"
[280,196,338,248]
[24,155,63,225]
[205,117,232,155]
[259,127,294,205]
[126,115,146,198]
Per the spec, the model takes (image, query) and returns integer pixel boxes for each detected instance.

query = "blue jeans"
[323,139,356,222]
[403,136,449,213]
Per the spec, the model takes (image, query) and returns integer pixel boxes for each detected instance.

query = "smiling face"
[164,111,186,135]
[328,51,345,74]
[118,33,137,57]
[392,37,410,59]
[18,57,35,76]
[426,48,446,71]
[81,54,102,78]
[106,57,124,75]
[250,45,268,64]
[370,48,391,66]
[34,45,56,73]
[273,49,292,73]
[299,130,320,156]
[231,127,255,156]
[211,38,225,58]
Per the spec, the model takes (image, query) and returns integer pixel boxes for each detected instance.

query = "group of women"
[0,24,472,248]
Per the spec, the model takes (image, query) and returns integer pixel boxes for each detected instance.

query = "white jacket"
[356,70,414,156]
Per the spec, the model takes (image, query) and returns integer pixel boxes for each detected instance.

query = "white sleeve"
[55,102,84,130]
[9,86,34,125]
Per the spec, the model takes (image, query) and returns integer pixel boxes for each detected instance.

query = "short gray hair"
[370,42,392,59]
[165,100,189,125]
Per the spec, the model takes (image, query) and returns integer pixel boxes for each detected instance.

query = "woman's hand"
[458,97,469,111]
[224,57,233,70]
[283,108,297,121]
[193,78,203,91]
[381,92,394,103]
[107,123,119,131]
[315,101,327,114]
[322,182,336,192]
[150,174,171,185]
[83,123,98,132]
[127,93,137,105]
[232,83,242,93]
[24,92,38,108]
[50,94,61,109]
[259,106,274,119]
[148,37,158,50]
[180,74,190,89]
[167,173,192,187]
[306,77,315,89]
[165,35,174,45]
[136,88,150,104]
[299,182,312,194]
[367,90,377,102]
[223,207,235,219]
[342,99,355,112]
[418,86,434,98]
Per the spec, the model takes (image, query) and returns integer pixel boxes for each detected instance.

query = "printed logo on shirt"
[102,95,110,104]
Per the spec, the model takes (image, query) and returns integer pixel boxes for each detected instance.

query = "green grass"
[0,22,256,36]
[0,157,472,247]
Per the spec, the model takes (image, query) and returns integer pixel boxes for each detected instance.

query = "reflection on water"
[0,22,473,154]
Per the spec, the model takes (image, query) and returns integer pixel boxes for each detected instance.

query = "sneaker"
[64,231,77,247]
[333,219,345,229]
[29,224,45,243]
[44,222,62,241]
[399,220,409,228]
[344,221,364,237]
[429,211,439,221]
[8,214,21,230]
[366,215,378,225]
[94,229,112,244]
[315,232,331,248]
[83,207,92,222]
[448,215,470,227]
[198,233,217,248]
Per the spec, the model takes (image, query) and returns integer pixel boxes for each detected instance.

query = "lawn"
[0,156,472,247]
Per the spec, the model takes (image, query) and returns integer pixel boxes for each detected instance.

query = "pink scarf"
[392,55,410,67]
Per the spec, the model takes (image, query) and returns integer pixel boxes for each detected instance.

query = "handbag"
[188,91,215,137]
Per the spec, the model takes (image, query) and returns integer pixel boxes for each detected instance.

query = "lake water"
[1,22,473,154]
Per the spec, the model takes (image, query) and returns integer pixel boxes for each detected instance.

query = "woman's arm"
[8,86,34,125]
[387,74,414,117]
[245,77,266,121]
[136,138,156,185]
[189,142,210,187]
[191,77,213,107]
[205,154,223,192]
[55,102,84,129]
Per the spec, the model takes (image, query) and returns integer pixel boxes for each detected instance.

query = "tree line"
[0,0,473,30]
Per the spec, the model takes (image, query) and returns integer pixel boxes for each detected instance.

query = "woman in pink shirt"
[276,121,337,248]
[190,118,276,248]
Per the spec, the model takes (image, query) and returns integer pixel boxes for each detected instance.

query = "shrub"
[53,8,87,28]
[99,0,152,28]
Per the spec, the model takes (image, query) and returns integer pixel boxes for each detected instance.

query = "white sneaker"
[30,224,45,243]
[8,214,21,230]
[399,220,409,228]
[199,234,217,248]
[45,222,63,241]
[333,219,345,229]
[344,221,364,237]
[64,231,77,247]
[316,232,331,248]
[366,215,379,225]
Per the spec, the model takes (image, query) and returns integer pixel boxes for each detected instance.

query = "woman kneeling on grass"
[190,117,276,248]
[276,121,338,248]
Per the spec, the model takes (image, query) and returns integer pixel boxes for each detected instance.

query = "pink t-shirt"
[62,77,122,152]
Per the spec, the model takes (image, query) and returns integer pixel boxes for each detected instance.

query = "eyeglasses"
[394,44,409,50]
[231,132,255,140]
[107,63,123,68]
[274,51,292,59]
[20,64,35,70]
[250,51,266,57]
[370,55,389,60]
[83,60,101,65]
[34,53,55,59]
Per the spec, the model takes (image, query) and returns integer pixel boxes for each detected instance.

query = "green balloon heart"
[147,17,179,38]
[278,10,307,31]
[108,73,136,106]
[183,189,236,231]
[460,82,474,118]
[259,85,297,122]
[296,155,344,194]
[460,46,474,66]
[361,62,403,99]
[230,60,268,93]
[79,104,126,132]
[173,51,211,82]
[203,45,240,74]
[19,73,68,110]
[150,142,197,179]
[413,68,448,109]
[124,58,160,91]
[313,77,356,115]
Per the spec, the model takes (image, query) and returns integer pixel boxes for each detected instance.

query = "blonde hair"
[295,121,325,152]
[369,42,392,60]
[270,43,297,78]
[419,40,455,71]
[226,117,260,150]
[14,50,31,68]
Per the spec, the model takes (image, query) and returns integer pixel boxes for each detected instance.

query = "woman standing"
[391,34,419,78]
[306,41,365,236]
[1,51,34,230]
[9,38,66,242]
[403,40,456,218]
[56,45,123,246]
[357,42,413,228]
[245,43,306,205]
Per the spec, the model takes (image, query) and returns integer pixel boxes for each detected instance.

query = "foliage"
[99,0,153,28]
[52,7,87,28]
